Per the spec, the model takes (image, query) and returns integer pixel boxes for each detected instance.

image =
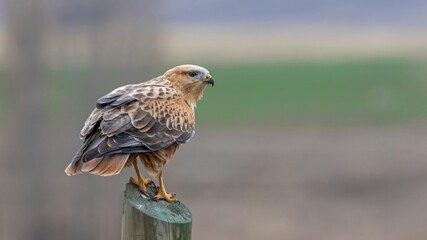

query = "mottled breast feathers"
[79,77,195,163]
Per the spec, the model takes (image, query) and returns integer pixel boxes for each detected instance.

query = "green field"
[195,58,427,126]
[2,57,426,126]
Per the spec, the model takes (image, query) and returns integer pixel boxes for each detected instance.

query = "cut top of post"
[124,183,192,224]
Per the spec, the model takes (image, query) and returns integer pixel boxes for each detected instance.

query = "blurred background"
[1,0,427,239]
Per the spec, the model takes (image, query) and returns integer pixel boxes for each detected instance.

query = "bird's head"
[164,64,214,87]
[163,64,214,106]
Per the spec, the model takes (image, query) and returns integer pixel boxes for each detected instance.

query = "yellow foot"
[130,177,152,192]
[153,191,178,203]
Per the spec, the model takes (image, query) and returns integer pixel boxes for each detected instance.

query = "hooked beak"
[206,77,214,87]
[205,73,214,87]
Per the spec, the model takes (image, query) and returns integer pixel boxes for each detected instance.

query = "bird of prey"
[65,65,214,202]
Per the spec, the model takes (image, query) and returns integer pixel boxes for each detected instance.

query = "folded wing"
[65,79,195,176]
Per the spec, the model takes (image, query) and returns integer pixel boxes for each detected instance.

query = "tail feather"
[91,154,130,176]
[65,153,130,176]
[65,130,100,176]
[65,127,130,176]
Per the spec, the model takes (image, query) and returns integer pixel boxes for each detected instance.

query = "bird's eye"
[188,71,198,77]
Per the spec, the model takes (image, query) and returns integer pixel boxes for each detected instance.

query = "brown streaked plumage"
[65,64,214,202]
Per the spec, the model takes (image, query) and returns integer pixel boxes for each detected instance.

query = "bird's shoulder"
[96,77,181,106]
[129,81,183,102]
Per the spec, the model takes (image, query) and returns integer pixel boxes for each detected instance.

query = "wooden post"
[121,183,192,240]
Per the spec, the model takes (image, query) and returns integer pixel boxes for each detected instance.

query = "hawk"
[65,65,214,202]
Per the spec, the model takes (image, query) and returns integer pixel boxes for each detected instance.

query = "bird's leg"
[129,159,152,192]
[152,173,177,203]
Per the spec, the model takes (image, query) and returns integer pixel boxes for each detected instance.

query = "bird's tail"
[65,130,130,176]
[65,153,130,176]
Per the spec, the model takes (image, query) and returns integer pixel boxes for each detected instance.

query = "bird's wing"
[78,81,195,163]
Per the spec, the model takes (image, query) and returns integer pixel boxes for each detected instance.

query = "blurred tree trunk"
[2,0,48,239]
[0,0,164,240]
[0,0,163,239]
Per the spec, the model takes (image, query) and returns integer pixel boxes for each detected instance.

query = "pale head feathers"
[165,64,210,79]
[163,64,212,107]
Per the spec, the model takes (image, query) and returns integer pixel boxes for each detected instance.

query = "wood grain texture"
[121,183,192,240]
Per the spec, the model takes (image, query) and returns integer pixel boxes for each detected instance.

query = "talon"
[151,196,159,201]
[153,193,177,203]
[153,191,177,202]
[149,180,157,187]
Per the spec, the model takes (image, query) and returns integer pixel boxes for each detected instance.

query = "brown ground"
[177,126,427,240]
[2,125,427,240]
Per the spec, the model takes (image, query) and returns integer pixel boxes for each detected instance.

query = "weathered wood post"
[121,183,192,240]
